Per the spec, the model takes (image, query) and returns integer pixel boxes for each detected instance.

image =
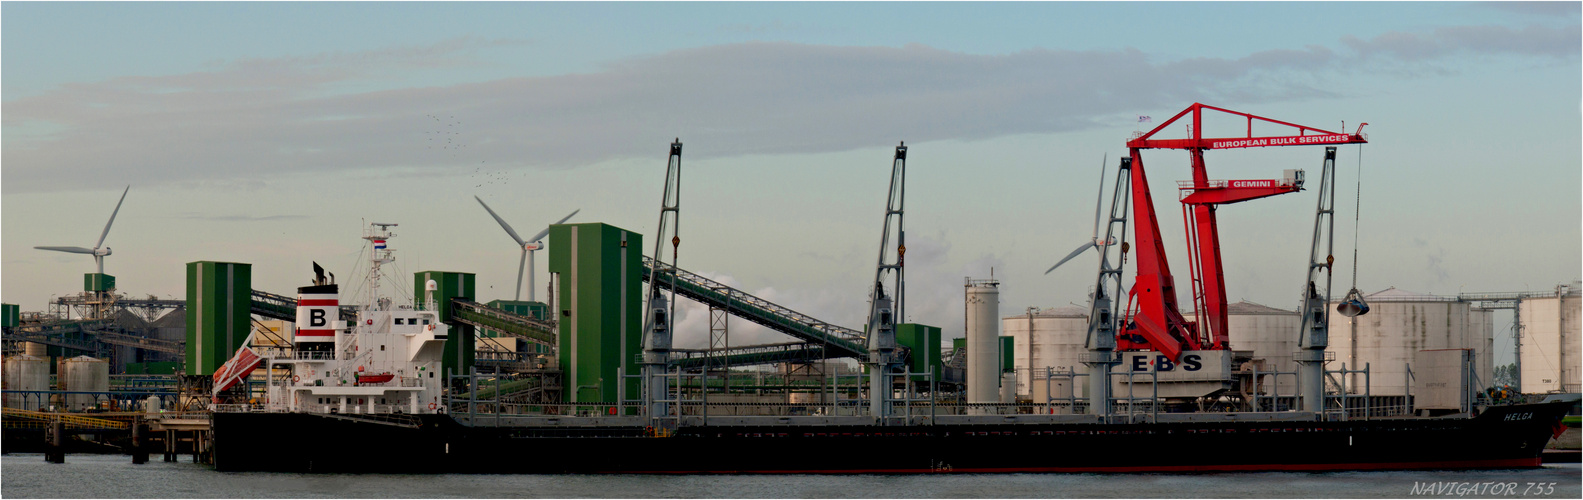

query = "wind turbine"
[1045,156,1116,275]
[36,185,130,274]
[474,195,579,302]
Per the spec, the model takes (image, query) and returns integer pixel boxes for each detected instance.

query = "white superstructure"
[221,223,450,415]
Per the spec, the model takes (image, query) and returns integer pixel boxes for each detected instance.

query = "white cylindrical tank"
[1003,306,1087,396]
[3,355,50,409]
[1327,288,1494,397]
[1226,301,1301,395]
[1518,285,1580,394]
[61,355,110,411]
[999,371,1017,408]
[965,278,1000,408]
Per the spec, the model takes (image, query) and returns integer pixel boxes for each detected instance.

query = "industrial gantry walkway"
[640,255,868,367]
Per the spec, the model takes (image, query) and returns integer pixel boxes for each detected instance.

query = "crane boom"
[1119,103,1366,361]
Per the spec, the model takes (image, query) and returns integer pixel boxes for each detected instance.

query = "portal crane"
[1123,103,1366,361]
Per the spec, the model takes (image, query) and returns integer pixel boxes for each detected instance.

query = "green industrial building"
[415,271,477,380]
[548,222,642,406]
[185,261,252,376]
[2,303,18,329]
[84,273,116,292]
[895,323,941,382]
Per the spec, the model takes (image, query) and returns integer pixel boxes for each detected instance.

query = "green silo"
[185,261,252,376]
[547,223,642,406]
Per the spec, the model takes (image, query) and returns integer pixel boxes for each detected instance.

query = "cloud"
[1341,24,1580,61]
[4,24,1575,193]
[1479,2,1582,17]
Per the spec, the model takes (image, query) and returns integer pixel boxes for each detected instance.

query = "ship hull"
[211,400,1569,473]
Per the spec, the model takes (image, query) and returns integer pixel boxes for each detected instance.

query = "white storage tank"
[1003,306,1087,396]
[3,354,50,409]
[1327,288,1494,397]
[1226,301,1300,395]
[61,355,110,411]
[1518,284,1580,394]
[964,278,1000,409]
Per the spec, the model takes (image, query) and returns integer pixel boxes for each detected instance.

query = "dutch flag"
[374,240,387,249]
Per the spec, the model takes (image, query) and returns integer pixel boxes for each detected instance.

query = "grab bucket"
[1337,288,1370,317]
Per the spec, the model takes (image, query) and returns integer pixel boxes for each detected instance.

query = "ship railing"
[211,403,264,413]
[1034,367,1090,416]
[1246,365,1301,412]
[456,401,647,418]
[292,351,335,361]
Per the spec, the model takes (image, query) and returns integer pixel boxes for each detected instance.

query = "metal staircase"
[640,256,868,360]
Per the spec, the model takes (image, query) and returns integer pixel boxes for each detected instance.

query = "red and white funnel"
[295,284,340,343]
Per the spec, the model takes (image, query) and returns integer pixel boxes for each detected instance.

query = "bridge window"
[422,319,430,325]
[395,318,404,325]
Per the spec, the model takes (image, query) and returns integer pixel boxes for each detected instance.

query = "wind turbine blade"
[96,186,130,249]
[528,208,579,244]
[1044,242,1097,275]
[516,248,527,301]
[35,246,97,254]
[1092,154,1106,239]
[474,196,526,246]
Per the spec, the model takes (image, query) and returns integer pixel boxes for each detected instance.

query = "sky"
[3,2,1579,368]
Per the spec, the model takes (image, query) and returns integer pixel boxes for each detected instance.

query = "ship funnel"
[1336,288,1370,317]
[296,266,341,344]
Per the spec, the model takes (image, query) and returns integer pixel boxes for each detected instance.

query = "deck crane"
[865,141,908,422]
[1122,103,1367,362]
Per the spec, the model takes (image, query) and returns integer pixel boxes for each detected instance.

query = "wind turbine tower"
[474,196,579,302]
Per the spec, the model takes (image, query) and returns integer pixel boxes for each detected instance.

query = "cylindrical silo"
[1327,288,1494,397]
[3,354,50,409]
[965,278,1000,410]
[23,342,47,357]
[1003,306,1088,396]
[62,355,110,411]
[1226,301,1300,395]
[999,372,1017,406]
[1518,284,1581,394]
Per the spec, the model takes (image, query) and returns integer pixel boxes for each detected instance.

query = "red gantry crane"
[1121,103,1367,362]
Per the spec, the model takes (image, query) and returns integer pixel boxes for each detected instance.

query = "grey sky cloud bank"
[3,25,1576,194]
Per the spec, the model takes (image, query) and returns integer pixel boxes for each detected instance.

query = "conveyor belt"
[641,256,867,359]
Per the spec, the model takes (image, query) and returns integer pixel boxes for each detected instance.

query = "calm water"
[2,454,1579,498]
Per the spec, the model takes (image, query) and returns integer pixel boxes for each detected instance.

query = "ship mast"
[364,223,398,312]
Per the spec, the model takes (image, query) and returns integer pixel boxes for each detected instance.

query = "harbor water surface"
[3,454,1579,498]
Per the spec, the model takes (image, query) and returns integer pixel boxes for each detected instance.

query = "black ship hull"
[211,400,1571,473]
